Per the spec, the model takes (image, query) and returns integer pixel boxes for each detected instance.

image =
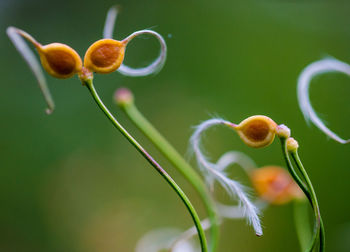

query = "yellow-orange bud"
[287,137,299,152]
[37,43,82,79]
[276,124,291,139]
[84,39,126,74]
[250,166,303,205]
[234,115,277,148]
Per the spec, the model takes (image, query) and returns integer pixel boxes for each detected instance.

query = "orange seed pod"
[250,166,303,205]
[234,115,277,148]
[84,39,126,74]
[37,43,82,79]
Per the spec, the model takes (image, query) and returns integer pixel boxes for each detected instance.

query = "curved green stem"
[118,98,219,252]
[291,151,325,252]
[279,137,319,252]
[83,78,208,252]
[279,138,310,199]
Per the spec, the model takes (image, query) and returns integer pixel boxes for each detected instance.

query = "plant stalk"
[118,98,219,251]
[279,137,319,252]
[83,78,208,252]
[291,151,325,252]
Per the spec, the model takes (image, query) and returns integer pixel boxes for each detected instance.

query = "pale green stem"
[293,199,312,252]
[279,137,319,252]
[119,99,219,252]
[279,138,310,198]
[291,151,325,252]
[83,78,208,252]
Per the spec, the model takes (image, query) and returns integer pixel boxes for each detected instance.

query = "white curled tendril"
[143,150,268,251]
[298,57,350,144]
[103,6,167,77]
[135,228,197,252]
[135,126,267,252]
[190,118,263,236]
[6,27,54,114]
[214,151,268,219]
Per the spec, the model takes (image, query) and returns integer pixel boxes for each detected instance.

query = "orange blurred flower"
[250,166,303,205]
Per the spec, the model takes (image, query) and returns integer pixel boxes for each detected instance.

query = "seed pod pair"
[13,28,126,79]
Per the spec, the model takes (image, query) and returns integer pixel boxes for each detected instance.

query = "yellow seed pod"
[235,115,277,148]
[84,39,126,74]
[250,166,302,205]
[37,43,82,79]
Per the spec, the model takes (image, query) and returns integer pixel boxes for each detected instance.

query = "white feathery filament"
[298,58,350,144]
[190,118,263,236]
[103,6,167,77]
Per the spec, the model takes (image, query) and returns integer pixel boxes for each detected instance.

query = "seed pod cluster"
[15,30,130,79]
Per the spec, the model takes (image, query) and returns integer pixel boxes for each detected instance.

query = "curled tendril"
[103,6,167,77]
[190,118,263,236]
[103,5,119,39]
[134,228,197,252]
[297,57,350,144]
[214,151,268,219]
[6,27,55,114]
[136,144,301,251]
[8,6,168,114]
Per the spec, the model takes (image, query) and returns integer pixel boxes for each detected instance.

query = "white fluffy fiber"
[6,27,54,114]
[103,6,167,77]
[190,118,263,236]
[297,58,350,144]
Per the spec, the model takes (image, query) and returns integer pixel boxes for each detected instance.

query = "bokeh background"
[1,0,350,251]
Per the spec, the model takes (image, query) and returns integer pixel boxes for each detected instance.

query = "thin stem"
[279,137,318,252]
[119,100,219,252]
[291,151,325,252]
[279,138,311,200]
[83,78,208,252]
[293,199,312,252]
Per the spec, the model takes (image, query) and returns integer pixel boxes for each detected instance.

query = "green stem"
[279,138,310,199]
[279,137,318,252]
[119,98,219,252]
[291,151,325,252]
[83,78,208,252]
[293,199,312,252]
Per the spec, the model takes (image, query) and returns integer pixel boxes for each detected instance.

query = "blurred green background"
[1,0,350,251]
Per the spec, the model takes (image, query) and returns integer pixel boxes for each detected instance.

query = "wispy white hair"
[135,227,197,252]
[298,58,350,144]
[190,118,263,236]
[103,6,167,77]
[170,219,211,252]
[214,151,268,219]
[135,136,266,251]
[170,151,268,249]
[6,27,54,114]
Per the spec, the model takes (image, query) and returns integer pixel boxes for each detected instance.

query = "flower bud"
[114,87,134,106]
[235,115,277,148]
[250,166,303,205]
[276,124,291,139]
[84,39,126,74]
[287,137,299,152]
[37,43,82,78]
